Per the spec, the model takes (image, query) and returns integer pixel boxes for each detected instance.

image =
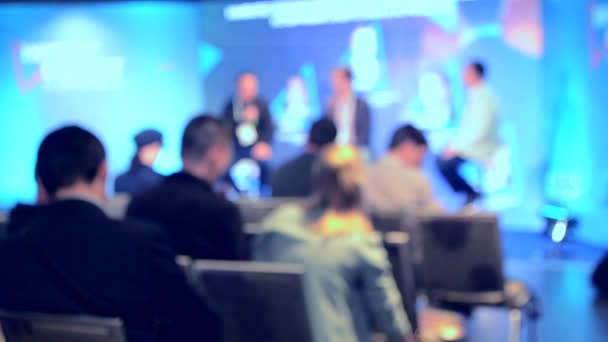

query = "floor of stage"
[461,231,608,342]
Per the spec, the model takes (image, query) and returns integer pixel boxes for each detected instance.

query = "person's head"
[35,126,107,203]
[181,114,233,183]
[389,124,428,168]
[463,61,486,87]
[237,72,259,103]
[313,144,365,212]
[307,118,337,153]
[134,129,163,167]
[331,67,353,97]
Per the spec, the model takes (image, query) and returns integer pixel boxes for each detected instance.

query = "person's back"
[127,115,244,260]
[115,129,164,196]
[0,125,219,341]
[365,125,442,214]
[254,204,409,342]
[255,145,412,342]
[272,118,337,198]
[0,200,219,341]
[128,172,244,260]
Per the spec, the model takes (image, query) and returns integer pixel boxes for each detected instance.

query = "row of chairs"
[0,198,536,341]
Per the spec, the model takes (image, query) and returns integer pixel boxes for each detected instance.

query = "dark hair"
[35,126,106,197]
[469,61,486,80]
[335,67,353,81]
[389,124,428,150]
[309,118,337,148]
[181,114,231,161]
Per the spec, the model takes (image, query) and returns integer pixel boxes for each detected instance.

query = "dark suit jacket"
[271,152,316,198]
[223,97,274,156]
[127,172,245,260]
[114,161,164,195]
[325,95,371,147]
[0,199,219,342]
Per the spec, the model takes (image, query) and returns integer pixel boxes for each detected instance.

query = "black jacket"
[115,161,164,196]
[271,152,317,198]
[0,199,220,342]
[127,172,245,260]
[325,95,371,147]
[222,97,274,157]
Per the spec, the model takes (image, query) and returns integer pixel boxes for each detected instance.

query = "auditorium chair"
[182,260,314,342]
[0,311,126,342]
[417,213,539,342]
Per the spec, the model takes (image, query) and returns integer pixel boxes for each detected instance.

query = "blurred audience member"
[325,67,371,150]
[272,118,337,198]
[115,129,164,195]
[254,144,414,342]
[365,124,443,214]
[223,72,274,192]
[127,115,245,260]
[0,126,219,341]
[592,253,608,297]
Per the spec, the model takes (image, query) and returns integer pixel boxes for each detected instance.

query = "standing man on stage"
[437,61,500,205]
[222,72,274,192]
[325,67,371,152]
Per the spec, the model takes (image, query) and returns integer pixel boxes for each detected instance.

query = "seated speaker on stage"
[114,128,164,196]
[127,115,245,260]
[222,72,275,194]
[0,126,219,341]
[365,124,443,215]
[272,118,337,198]
[254,144,414,342]
[437,61,500,206]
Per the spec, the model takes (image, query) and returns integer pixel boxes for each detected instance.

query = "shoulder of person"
[262,203,306,230]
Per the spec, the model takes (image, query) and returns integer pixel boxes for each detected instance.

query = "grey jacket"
[253,204,411,342]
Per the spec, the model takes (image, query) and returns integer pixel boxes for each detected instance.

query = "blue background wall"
[0,3,202,208]
[0,0,605,245]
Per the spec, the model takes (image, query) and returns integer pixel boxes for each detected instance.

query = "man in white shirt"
[438,61,500,205]
[325,67,371,149]
[365,124,443,214]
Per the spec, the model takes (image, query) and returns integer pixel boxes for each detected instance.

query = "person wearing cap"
[114,129,164,195]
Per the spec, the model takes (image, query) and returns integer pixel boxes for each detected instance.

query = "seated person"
[127,115,245,260]
[115,129,164,195]
[272,118,337,198]
[592,253,608,297]
[365,124,443,214]
[254,144,415,342]
[0,126,219,341]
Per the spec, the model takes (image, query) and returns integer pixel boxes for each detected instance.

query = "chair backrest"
[235,198,298,224]
[417,214,506,302]
[0,311,126,342]
[187,260,314,342]
[382,232,419,334]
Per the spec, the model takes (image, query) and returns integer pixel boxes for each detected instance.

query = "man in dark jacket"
[325,67,371,149]
[115,129,164,195]
[222,72,274,192]
[272,118,337,198]
[127,115,245,260]
[0,126,219,342]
